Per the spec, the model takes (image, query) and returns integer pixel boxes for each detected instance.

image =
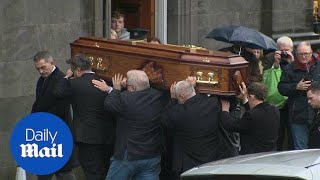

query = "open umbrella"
[206,25,277,51]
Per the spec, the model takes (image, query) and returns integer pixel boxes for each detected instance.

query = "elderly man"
[53,54,115,180]
[278,41,320,150]
[111,11,130,40]
[262,36,294,150]
[92,70,163,180]
[263,36,294,70]
[161,77,228,179]
[307,81,320,148]
[221,82,280,155]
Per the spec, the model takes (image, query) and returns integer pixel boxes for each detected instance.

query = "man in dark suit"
[32,51,76,180]
[92,70,163,180]
[53,54,115,180]
[307,81,320,148]
[221,82,280,155]
[160,77,225,179]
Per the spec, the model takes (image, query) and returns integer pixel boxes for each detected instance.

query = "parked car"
[181,149,320,180]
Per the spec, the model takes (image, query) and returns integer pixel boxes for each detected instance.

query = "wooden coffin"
[70,37,248,96]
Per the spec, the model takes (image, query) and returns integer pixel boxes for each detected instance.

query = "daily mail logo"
[21,128,63,158]
[10,113,73,175]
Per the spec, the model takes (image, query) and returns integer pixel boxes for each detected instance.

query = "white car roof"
[181,149,320,179]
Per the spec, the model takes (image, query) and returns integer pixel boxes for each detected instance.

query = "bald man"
[161,77,224,179]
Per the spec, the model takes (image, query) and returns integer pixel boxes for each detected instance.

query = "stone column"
[167,0,194,45]
[155,0,167,44]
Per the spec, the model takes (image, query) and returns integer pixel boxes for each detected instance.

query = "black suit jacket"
[221,102,280,155]
[162,94,222,173]
[105,88,164,161]
[32,67,71,122]
[54,73,115,145]
[32,67,76,170]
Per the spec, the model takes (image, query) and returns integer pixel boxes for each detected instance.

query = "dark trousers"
[37,169,76,180]
[77,142,113,180]
[276,106,293,151]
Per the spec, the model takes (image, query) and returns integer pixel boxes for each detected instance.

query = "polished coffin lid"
[70,37,249,95]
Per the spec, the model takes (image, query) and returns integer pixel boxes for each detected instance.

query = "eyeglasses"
[297,52,312,57]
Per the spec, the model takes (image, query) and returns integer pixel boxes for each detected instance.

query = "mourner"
[111,11,130,40]
[32,51,76,180]
[53,54,115,180]
[92,70,163,180]
[262,36,294,151]
[307,81,320,148]
[263,36,294,70]
[161,77,225,179]
[221,82,280,155]
[278,41,320,150]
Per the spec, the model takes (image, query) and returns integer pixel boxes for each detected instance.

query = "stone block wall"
[272,0,313,34]
[167,0,314,50]
[167,0,262,50]
[0,0,98,179]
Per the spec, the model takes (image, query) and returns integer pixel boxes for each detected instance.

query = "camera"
[280,51,289,59]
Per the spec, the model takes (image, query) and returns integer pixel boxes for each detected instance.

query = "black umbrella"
[206,25,277,51]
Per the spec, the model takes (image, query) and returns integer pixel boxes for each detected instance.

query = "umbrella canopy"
[206,25,277,51]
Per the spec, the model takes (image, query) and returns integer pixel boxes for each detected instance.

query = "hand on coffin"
[92,79,111,92]
[170,82,177,99]
[65,69,74,79]
[112,73,124,91]
[121,77,127,89]
[236,82,248,104]
[186,76,197,87]
[220,99,230,112]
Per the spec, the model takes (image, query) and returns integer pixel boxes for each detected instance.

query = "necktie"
[42,78,48,89]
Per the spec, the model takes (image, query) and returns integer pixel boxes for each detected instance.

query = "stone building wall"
[0,0,98,179]
[167,0,314,50]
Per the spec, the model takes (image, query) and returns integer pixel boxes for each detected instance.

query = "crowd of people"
[30,11,320,180]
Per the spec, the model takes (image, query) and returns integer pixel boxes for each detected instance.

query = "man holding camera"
[262,36,294,151]
[278,41,320,150]
[263,36,294,70]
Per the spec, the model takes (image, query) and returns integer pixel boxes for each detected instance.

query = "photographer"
[278,41,320,150]
[263,36,294,70]
[262,36,294,151]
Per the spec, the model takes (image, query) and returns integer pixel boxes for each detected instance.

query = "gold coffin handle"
[88,56,94,66]
[196,71,218,85]
[96,58,106,71]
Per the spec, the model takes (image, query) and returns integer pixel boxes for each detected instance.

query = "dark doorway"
[111,0,155,38]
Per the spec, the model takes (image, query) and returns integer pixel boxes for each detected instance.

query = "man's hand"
[170,82,177,99]
[121,77,127,89]
[92,79,110,92]
[186,76,197,87]
[273,51,281,68]
[237,82,248,103]
[112,73,124,90]
[274,50,294,68]
[220,99,230,112]
[296,79,312,91]
[286,51,294,63]
[65,69,73,78]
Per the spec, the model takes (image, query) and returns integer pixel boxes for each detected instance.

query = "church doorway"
[111,0,155,39]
